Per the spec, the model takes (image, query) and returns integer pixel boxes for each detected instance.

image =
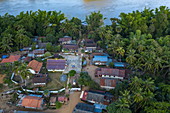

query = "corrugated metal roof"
[46,59,66,70]
[114,62,126,67]
[93,56,108,62]
[96,68,126,77]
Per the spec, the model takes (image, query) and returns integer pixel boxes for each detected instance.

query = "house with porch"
[84,39,97,53]
[95,68,127,80]
[17,95,44,110]
[59,36,72,44]
[1,55,21,63]
[58,96,68,104]
[92,55,109,66]
[28,60,43,74]
[33,49,45,57]
[32,74,48,86]
[50,96,57,106]
[73,103,95,113]
[80,90,113,105]
[100,78,117,89]
[62,44,78,53]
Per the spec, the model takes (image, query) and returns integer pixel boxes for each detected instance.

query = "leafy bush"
[44,52,52,57]
[56,101,62,109]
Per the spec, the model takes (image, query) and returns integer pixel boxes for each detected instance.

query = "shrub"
[44,52,52,57]
[56,101,62,109]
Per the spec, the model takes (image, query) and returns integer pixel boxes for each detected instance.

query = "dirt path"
[45,92,82,113]
[0,74,5,84]
[83,65,100,83]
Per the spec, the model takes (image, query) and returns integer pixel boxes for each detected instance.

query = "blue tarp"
[2,55,8,59]
[114,62,126,67]
[20,49,24,51]
[93,56,108,62]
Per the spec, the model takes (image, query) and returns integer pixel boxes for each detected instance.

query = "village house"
[73,103,95,113]
[95,68,127,80]
[17,95,44,110]
[92,55,109,65]
[23,57,32,63]
[84,39,97,53]
[59,36,72,44]
[32,74,48,86]
[50,96,57,106]
[95,47,104,53]
[38,42,48,48]
[23,47,32,51]
[33,49,45,57]
[80,90,113,105]
[28,60,43,74]
[100,78,117,89]
[57,96,68,103]
[27,52,35,58]
[46,59,67,72]
[0,55,21,63]
[62,44,78,53]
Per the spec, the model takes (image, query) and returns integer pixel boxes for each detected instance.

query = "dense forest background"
[0,6,169,113]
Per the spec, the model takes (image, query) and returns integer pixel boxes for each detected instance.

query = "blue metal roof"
[114,62,126,67]
[94,103,107,110]
[83,60,87,65]
[29,94,42,97]
[94,108,102,113]
[93,56,108,62]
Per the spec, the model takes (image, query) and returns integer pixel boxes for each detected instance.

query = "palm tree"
[126,49,137,65]
[116,47,125,61]
[15,27,31,50]
[0,34,13,53]
[16,63,32,86]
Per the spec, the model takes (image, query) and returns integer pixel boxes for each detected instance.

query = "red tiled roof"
[100,79,116,87]
[21,96,43,109]
[1,55,21,63]
[59,37,72,42]
[28,60,43,73]
[96,68,126,77]
[58,96,68,102]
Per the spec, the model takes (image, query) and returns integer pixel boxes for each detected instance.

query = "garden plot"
[42,72,66,90]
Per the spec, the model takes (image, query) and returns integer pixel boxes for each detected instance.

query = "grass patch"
[42,72,66,90]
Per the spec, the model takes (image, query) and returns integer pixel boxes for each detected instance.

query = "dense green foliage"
[107,76,170,113]
[78,72,100,89]
[68,70,76,77]
[0,6,170,112]
[55,101,62,109]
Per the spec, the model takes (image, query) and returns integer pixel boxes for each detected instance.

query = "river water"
[0,0,170,24]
